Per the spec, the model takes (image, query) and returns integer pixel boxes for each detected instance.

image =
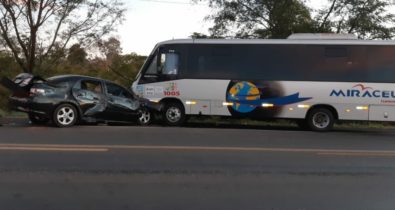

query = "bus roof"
[157,38,395,46]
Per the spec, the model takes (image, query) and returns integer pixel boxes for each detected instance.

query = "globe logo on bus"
[227,81,260,113]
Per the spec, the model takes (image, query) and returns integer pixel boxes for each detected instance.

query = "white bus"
[132,34,395,131]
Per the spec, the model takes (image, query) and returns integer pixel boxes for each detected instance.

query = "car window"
[106,82,132,98]
[80,80,103,94]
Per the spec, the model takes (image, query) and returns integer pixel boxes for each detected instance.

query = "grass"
[188,116,295,127]
[0,108,27,118]
[1,108,394,130]
[188,116,395,130]
[335,121,395,129]
[0,108,5,118]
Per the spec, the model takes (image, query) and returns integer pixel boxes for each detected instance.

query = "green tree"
[67,44,87,65]
[0,0,126,73]
[189,32,224,39]
[201,0,395,40]
[95,37,145,86]
[0,51,21,112]
[199,0,319,38]
[99,53,147,87]
[316,0,395,39]
[98,37,123,62]
[190,32,210,39]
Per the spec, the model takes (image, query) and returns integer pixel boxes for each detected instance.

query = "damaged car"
[1,73,161,127]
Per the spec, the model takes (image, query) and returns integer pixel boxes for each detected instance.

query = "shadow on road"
[1,117,394,135]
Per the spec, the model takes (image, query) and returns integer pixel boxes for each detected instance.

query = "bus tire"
[306,108,335,132]
[163,102,185,126]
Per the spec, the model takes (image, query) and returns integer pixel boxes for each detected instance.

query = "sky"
[118,0,327,56]
[118,0,213,56]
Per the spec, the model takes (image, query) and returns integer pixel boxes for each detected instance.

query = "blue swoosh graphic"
[227,93,312,106]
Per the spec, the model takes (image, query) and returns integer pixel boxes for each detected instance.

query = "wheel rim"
[139,110,151,124]
[56,107,75,126]
[312,112,330,129]
[166,107,181,123]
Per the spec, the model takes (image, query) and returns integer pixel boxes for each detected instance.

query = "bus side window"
[159,53,179,75]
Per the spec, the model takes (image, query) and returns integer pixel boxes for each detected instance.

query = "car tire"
[137,108,152,126]
[306,108,335,132]
[28,113,49,125]
[53,104,78,128]
[162,102,185,126]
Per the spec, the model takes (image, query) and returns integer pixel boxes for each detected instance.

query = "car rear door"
[72,79,107,118]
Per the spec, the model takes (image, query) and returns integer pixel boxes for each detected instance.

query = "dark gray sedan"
[1,74,161,127]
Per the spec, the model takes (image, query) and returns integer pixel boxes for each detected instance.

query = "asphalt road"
[1,120,395,210]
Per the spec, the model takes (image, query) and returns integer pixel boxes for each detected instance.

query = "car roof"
[48,75,114,84]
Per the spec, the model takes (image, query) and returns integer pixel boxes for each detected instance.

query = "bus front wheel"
[306,108,335,132]
[162,102,186,126]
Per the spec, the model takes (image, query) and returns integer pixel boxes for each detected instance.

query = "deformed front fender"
[139,98,163,112]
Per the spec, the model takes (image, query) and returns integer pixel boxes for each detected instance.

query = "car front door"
[104,82,140,122]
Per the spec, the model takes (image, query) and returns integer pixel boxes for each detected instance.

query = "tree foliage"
[0,0,126,73]
[316,0,395,39]
[200,0,318,38]
[97,37,122,62]
[201,0,395,39]
[67,44,87,65]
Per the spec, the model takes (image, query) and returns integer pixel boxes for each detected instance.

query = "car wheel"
[137,108,152,126]
[53,104,78,128]
[306,108,335,132]
[28,113,49,125]
[163,102,185,126]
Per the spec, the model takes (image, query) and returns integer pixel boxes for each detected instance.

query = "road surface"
[0,120,395,210]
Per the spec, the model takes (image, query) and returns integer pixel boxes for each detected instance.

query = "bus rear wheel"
[163,102,185,126]
[306,108,335,132]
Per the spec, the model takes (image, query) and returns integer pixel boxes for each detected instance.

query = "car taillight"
[30,88,54,96]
